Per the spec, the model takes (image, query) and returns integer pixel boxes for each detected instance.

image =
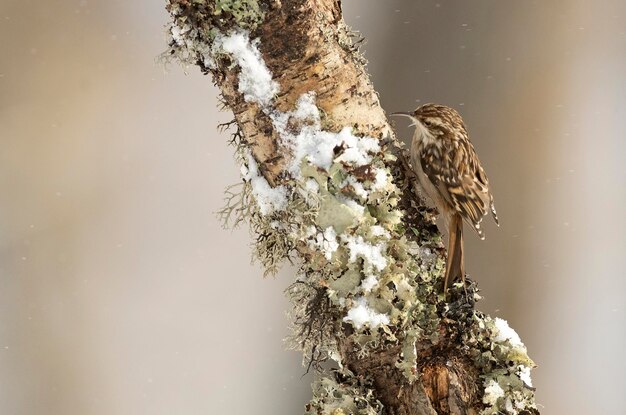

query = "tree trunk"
[165,1,539,414]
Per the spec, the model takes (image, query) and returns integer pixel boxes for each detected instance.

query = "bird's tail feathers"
[444,213,465,295]
[490,194,499,226]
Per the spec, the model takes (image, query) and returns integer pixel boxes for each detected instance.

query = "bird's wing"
[421,138,492,238]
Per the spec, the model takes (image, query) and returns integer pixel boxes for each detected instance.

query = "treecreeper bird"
[392,104,499,295]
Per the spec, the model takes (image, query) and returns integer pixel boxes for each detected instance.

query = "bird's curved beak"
[390,112,417,127]
[390,112,414,119]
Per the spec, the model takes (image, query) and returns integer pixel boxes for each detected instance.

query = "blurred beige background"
[0,1,624,414]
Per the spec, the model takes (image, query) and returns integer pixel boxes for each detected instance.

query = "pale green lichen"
[468,314,538,414]
[217,178,253,229]
[164,0,265,69]
[286,278,340,372]
[305,377,383,415]
[397,328,420,381]
[302,163,362,234]
[213,0,264,29]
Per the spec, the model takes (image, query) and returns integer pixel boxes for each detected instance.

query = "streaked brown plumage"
[392,104,498,294]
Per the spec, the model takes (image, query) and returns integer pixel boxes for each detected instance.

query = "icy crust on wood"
[165,1,538,414]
